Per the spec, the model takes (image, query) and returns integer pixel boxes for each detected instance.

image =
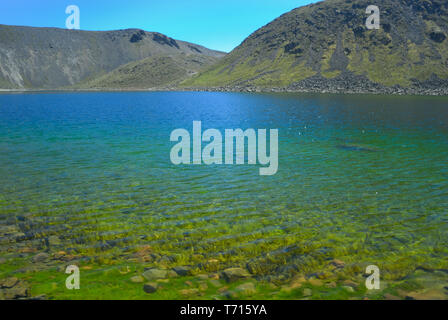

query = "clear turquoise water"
[0,92,447,299]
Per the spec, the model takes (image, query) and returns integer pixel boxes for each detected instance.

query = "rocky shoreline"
[1,72,448,96]
[182,72,448,96]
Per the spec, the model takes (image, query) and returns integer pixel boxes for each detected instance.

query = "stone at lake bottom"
[179,288,200,297]
[0,277,19,289]
[1,286,29,299]
[221,268,251,283]
[196,274,209,281]
[130,276,144,283]
[209,273,220,280]
[342,280,359,288]
[303,288,312,297]
[330,259,346,268]
[32,253,49,263]
[143,282,158,294]
[167,270,178,278]
[405,289,447,300]
[235,283,256,295]
[308,278,323,286]
[343,286,355,293]
[172,266,191,276]
[142,268,167,281]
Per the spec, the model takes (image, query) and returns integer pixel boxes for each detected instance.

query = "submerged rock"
[330,259,346,269]
[172,266,191,276]
[143,282,158,294]
[221,268,251,283]
[235,283,256,295]
[179,288,200,297]
[0,281,29,300]
[142,268,168,281]
[0,277,19,289]
[343,286,355,293]
[32,252,49,263]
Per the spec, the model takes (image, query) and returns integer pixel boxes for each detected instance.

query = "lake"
[0,91,447,300]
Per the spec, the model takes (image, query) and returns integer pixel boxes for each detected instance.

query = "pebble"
[179,288,200,297]
[221,268,251,283]
[235,283,256,295]
[308,278,323,286]
[143,282,158,294]
[142,268,167,281]
[330,259,346,268]
[343,286,355,293]
[196,274,209,281]
[0,277,19,289]
[342,280,358,288]
[32,252,49,263]
[172,266,191,276]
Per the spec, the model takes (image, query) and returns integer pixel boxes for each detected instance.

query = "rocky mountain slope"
[75,54,219,89]
[184,0,448,95]
[0,25,225,89]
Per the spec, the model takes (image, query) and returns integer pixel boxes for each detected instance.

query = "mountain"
[0,25,225,89]
[184,0,448,95]
[74,54,219,90]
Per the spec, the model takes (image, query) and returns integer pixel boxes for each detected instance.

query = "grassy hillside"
[183,0,448,92]
[75,54,220,89]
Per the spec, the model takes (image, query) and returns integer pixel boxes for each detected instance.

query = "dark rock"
[143,282,158,294]
[429,31,446,43]
[130,30,145,43]
[172,266,191,276]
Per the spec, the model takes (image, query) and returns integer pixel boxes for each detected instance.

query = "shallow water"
[0,92,447,299]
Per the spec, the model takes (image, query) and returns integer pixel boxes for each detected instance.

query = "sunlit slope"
[75,54,220,89]
[184,0,448,91]
[0,25,225,89]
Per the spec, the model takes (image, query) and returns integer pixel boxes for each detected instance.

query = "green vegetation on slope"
[184,0,448,90]
[75,54,221,89]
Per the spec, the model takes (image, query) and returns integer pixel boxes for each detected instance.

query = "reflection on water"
[0,92,447,300]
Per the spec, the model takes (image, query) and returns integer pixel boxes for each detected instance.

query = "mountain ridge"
[183,0,448,95]
[0,24,225,89]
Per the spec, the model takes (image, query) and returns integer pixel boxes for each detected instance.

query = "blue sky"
[0,0,317,52]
